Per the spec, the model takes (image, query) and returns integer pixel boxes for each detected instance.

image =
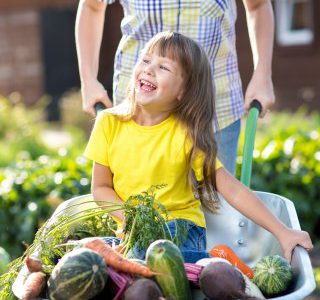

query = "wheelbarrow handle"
[240,99,262,187]
[94,102,106,114]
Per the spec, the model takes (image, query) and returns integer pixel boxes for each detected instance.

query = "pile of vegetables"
[17,239,294,300]
[0,185,295,300]
[0,185,183,299]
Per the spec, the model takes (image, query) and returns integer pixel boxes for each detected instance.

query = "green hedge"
[0,152,92,258]
[0,96,50,166]
[0,96,92,257]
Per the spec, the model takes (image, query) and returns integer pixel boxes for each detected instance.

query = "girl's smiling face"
[133,52,185,112]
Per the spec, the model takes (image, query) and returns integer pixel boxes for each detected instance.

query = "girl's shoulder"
[95,110,117,128]
[97,103,132,125]
[105,102,132,118]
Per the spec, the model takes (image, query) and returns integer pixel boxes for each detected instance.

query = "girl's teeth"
[141,80,156,89]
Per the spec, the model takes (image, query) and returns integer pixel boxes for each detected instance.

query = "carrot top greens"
[121,184,187,255]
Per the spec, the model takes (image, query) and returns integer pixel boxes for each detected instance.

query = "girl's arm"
[216,167,313,262]
[92,162,125,223]
[75,0,112,116]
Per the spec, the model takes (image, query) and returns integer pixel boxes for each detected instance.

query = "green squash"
[48,248,107,300]
[253,255,293,296]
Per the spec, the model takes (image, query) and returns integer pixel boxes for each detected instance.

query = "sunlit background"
[0,0,319,299]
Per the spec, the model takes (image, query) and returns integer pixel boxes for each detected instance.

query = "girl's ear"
[177,88,184,101]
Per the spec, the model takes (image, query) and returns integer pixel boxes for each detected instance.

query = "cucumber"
[146,239,192,300]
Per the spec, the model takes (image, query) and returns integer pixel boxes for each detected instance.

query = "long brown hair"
[119,31,220,213]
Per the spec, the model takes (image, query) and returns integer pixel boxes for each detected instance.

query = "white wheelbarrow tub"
[12,191,316,300]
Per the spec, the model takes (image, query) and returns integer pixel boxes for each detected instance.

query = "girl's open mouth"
[139,79,157,92]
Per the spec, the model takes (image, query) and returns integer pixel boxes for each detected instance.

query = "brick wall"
[0,0,76,10]
[0,10,43,105]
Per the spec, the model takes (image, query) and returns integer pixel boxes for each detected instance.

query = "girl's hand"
[278,228,313,263]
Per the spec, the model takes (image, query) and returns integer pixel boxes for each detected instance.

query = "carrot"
[111,239,126,254]
[21,271,46,300]
[209,244,254,279]
[114,243,126,254]
[25,254,42,273]
[84,238,155,277]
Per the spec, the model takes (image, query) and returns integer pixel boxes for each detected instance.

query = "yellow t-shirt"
[84,111,222,228]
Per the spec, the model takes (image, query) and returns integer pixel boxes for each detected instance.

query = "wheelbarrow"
[12,101,316,299]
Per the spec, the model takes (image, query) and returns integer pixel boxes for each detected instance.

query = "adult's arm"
[75,0,112,116]
[242,0,275,117]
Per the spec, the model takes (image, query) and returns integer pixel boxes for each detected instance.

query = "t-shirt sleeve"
[83,112,110,166]
[192,151,223,182]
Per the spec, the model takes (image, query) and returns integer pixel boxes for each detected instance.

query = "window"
[274,0,314,46]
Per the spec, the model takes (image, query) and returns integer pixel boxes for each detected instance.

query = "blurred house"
[237,0,320,113]
[0,0,319,120]
[0,0,122,120]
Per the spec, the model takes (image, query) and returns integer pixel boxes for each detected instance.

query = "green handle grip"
[240,100,262,187]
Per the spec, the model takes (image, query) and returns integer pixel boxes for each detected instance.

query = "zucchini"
[146,239,192,300]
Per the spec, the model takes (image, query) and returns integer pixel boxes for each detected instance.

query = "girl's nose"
[143,64,155,75]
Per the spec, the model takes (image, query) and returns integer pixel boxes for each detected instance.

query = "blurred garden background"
[0,0,320,299]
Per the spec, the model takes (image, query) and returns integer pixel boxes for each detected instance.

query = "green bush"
[0,96,51,166]
[314,266,320,294]
[60,89,94,136]
[0,151,92,258]
[0,247,10,275]
[0,95,91,167]
[237,108,320,242]
[0,95,93,257]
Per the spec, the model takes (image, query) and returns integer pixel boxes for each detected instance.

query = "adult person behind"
[75,0,275,175]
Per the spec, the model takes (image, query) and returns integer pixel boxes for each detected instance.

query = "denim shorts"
[127,219,210,263]
[166,219,207,252]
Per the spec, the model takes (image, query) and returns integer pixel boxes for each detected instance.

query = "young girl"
[84,31,312,264]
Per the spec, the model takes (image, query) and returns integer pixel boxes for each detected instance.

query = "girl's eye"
[142,59,150,64]
[160,65,170,71]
